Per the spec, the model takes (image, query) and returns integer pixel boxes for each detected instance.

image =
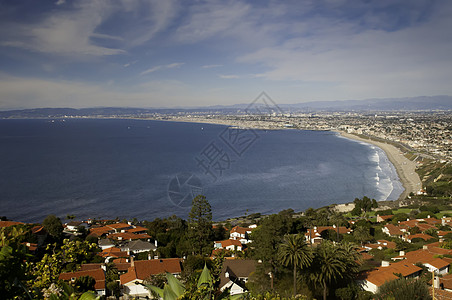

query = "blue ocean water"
[0,119,403,223]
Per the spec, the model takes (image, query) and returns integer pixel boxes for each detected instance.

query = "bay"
[0,119,403,223]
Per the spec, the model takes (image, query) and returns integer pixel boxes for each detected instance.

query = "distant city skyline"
[1,0,451,109]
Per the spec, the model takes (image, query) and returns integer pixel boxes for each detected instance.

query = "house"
[98,238,115,250]
[393,248,449,274]
[112,258,132,273]
[58,266,106,296]
[65,221,89,233]
[230,226,253,244]
[99,247,129,260]
[442,217,452,227]
[377,240,396,249]
[376,214,393,223]
[305,226,352,244]
[433,273,452,291]
[214,239,243,251]
[361,261,422,293]
[31,225,48,248]
[106,223,133,233]
[403,233,434,243]
[120,240,157,254]
[382,224,403,238]
[120,258,182,298]
[219,260,258,295]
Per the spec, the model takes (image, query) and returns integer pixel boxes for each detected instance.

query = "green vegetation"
[374,277,432,300]
[3,184,452,299]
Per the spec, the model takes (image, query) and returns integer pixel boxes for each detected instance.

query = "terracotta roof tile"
[120,258,182,285]
[59,268,105,290]
[0,221,24,227]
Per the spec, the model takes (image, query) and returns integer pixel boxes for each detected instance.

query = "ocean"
[0,119,403,223]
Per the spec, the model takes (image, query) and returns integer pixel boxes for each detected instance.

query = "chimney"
[423,245,428,250]
[399,251,405,256]
[101,264,106,272]
[130,256,134,267]
[148,253,152,260]
[434,275,440,289]
[428,215,431,219]
[333,224,336,228]
[155,240,158,248]
[225,272,229,278]
[381,261,390,267]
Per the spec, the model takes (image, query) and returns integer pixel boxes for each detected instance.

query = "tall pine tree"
[188,195,213,256]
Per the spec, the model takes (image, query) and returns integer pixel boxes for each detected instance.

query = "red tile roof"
[0,221,24,227]
[106,223,132,230]
[384,224,403,236]
[230,226,252,235]
[120,258,182,285]
[406,233,434,242]
[363,261,422,287]
[377,240,396,249]
[216,239,242,248]
[99,247,129,258]
[396,249,450,270]
[59,268,106,290]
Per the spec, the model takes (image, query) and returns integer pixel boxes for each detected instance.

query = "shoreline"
[154,117,422,202]
[337,131,422,201]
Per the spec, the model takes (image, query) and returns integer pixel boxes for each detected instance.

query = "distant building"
[219,260,258,295]
[120,258,182,298]
[214,239,243,251]
[59,265,106,296]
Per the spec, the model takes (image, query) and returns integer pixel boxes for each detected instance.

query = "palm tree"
[278,234,313,297]
[310,241,347,300]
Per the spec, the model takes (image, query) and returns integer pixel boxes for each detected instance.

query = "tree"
[0,244,32,299]
[188,195,213,256]
[30,239,99,292]
[351,196,376,216]
[43,215,63,240]
[74,275,96,293]
[353,226,372,245]
[309,241,360,300]
[374,277,431,300]
[250,214,292,290]
[278,234,312,297]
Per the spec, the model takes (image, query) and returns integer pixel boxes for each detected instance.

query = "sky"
[0,0,451,110]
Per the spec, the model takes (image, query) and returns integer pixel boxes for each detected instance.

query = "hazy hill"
[0,95,451,118]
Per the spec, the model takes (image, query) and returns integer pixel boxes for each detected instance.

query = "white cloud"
[235,2,452,100]
[219,74,240,79]
[201,64,223,69]
[1,1,124,57]
[140,62,184,75]
[0,0,178,57]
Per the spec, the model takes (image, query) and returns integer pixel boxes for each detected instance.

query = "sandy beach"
[338,132,422,201]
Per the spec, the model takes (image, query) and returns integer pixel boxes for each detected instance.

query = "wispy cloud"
[201,64,223,69]
[140,62,185,75]
[219,74,240,79]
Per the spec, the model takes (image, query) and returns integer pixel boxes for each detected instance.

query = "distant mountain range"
[0,95,451,118]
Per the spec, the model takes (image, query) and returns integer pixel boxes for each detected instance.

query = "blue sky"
[0,0,451,109]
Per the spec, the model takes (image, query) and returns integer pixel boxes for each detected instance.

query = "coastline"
[337,131,422,201]
[153,117,421,202]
